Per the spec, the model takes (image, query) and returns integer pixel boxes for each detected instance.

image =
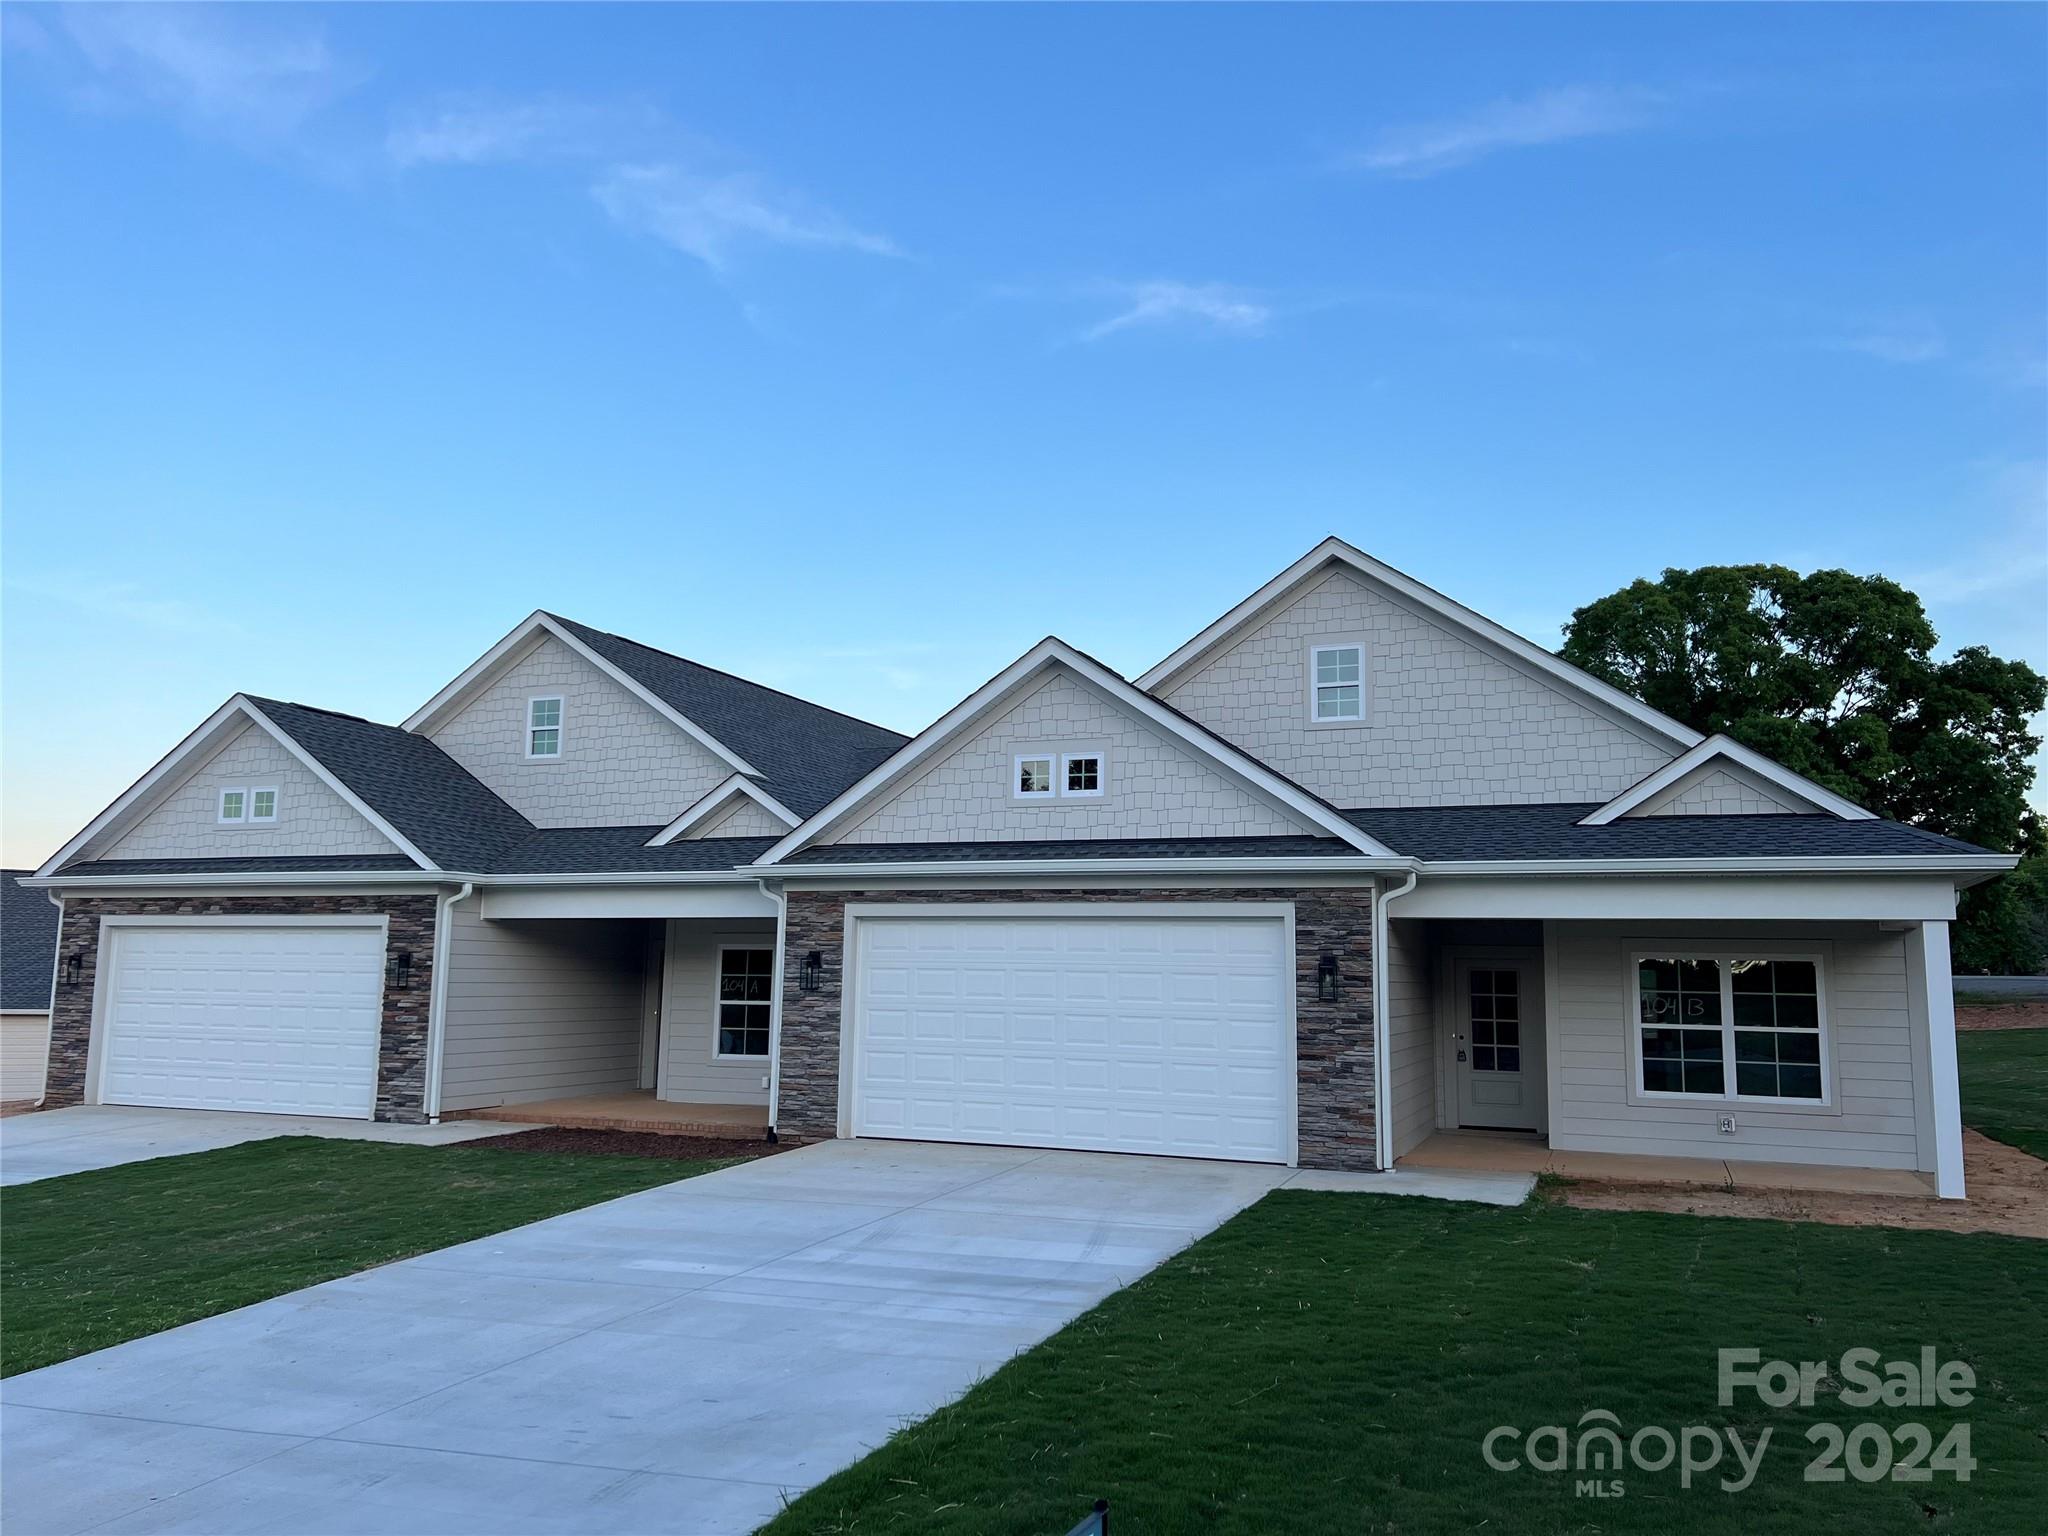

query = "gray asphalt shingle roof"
[484,829,780,874]
[2,872,59,1012]
[1342,803,1995,861]
[547,616,909,820]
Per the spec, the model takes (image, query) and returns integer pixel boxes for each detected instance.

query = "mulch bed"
[1955,1000,2048,1031]
[455,1127,785,1162]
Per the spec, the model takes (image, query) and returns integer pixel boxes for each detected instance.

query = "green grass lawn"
[765,1194,2045,1536]
[0,1135,736,1378]
[1958,1026,2048,1160]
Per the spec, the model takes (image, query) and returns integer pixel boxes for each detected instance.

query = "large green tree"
[1559,564,2047,972]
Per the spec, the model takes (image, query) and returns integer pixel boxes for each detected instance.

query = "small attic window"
[1014,755,1054,799]
[527,696,563,759]
[1310,643,1365,723]
[217,788,246,824]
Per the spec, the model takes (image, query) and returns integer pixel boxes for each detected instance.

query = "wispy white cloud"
[1823,317,1947,365]
[1081,281,1271,343]
[385,95,662,169]
[592,163,899,273]
[51,3,351,144]
[1356,85,1663,178]
[7,575,245,636]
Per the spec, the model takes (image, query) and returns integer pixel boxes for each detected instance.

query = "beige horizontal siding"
[660,919,776,1106]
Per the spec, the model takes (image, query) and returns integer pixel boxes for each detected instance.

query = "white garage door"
[100,925,385,1118]
[853,915,1292,1163]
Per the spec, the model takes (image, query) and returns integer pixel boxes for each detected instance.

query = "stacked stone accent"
[778,885,1378,1170]
[43,894,439,1124]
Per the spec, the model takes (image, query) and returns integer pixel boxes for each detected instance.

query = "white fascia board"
[1399,873,1963,923]
[23,873,450,892]
[647,774,800,845]
[1421,854,2015,879]
[1136,537,1702,752]
[400,612,759,779]
[761,856,1416,881]
[755,637,1394,863]
[1579,734,1876,824]
[237,699,437,869]
[32,697,434,877]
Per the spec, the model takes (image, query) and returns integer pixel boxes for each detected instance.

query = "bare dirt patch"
[1556,1130,2045,1239]
[0,1101,41,1118]
[1955,999,2048,1031]
[456,1127,785,1162]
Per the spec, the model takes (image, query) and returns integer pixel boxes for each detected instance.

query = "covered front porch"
[1379,870,1966,1197]
[432,882,783,1130]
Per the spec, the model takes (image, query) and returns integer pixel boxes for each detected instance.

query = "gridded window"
[716,948,773,1057]
[1730,959,1822,1100]
[1636,954,1826,1102]
[250,788,278,822]
[217,789,247,823]
[1468,969,1521,1073]
[1063,754,1102,796]
[1015,755,1054,797]
[528,697,563,758]
[1312,644,1364,721]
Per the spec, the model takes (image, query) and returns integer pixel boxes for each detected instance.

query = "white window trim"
[711,943,774,1060]
[1012,752,1055,801]
[525,695,565,761]
[1626,947,1835,1111]
[247,786,279,824]
[1059,751,1105,799]
[1307,640,1369,727]
[217,787,248,825]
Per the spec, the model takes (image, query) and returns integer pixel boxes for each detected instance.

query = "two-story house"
[26,539,2011,1195]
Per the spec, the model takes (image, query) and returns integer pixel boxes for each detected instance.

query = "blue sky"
[4,2,2044,865]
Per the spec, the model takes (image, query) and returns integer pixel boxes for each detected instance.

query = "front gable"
[1582,734,1871,825]
[1624,763,1813,817]
[833,667,1315,845]
[421,632,734,828]
[1146,545,1692,808]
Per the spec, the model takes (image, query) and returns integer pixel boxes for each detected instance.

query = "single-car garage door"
[99,924,385,1118]
[853,914,1292,1163]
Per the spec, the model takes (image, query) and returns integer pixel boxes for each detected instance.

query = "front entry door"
[1452,959,1540,1131]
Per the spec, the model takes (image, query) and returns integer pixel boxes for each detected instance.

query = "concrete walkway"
[2,1140,1289,1535]
[0,1105,539,1186]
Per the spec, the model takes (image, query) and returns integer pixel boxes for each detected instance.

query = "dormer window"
[1310,643,1365,723]
[527,696,563,759]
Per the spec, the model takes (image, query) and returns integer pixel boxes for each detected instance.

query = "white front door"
[99,924,385,1118]
[852,914,1293,1163]
[1452,958,1542,1131]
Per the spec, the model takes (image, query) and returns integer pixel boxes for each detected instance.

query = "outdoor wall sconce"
[62,951,84,987]
[1316,952,1340,1003]
[389,951,413,990]
[800,951,823,992]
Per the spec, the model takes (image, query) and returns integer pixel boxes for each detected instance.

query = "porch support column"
[1905,920,1965,1200]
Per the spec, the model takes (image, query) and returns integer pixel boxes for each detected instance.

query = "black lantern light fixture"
[1316,952,1340,1003]
[62,951,84,987]
[389,951,414,990]
[800,950,823,992]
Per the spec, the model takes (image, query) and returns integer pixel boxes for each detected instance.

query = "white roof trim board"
[1137,536,1704,752]
[1578,734,1876,825]
[33,697,434,878]
[647,774,802,845]
[755,637,1396,865]
[401,611,759,779]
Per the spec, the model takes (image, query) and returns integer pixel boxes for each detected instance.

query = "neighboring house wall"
[687,797,791,839]
[427,635,731,828]
[438,907,648,1111]
[833,668,1309,844]
[104,725,396,860]
[1,1012,49,1102]
[1546,920,1928,1171]
[1159,565,1676,807]
[1628,763,1816,818]
[1383,917,1435,1159]
[659,918,776,1105]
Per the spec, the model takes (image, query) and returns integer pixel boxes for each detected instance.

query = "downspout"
[1372,867,1421,1173]
[423,881,473,1123]
[756,878,786,1143]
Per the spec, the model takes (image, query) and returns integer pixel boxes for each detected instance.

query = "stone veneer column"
[43,894,440,1124]
[777,885,1377,1170]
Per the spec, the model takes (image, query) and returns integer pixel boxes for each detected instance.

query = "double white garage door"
[98,924,385,1118]
[853,914,1293,1164]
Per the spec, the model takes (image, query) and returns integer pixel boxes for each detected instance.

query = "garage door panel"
[853,915,1290,1164]
[101,926,383,1119]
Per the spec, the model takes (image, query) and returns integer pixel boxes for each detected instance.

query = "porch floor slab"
[1401,1130,1937,1197]
[458,1092,770,1140]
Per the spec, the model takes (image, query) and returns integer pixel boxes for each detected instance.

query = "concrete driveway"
[2,1139,1287,1535]
[0,1106,535,1186]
